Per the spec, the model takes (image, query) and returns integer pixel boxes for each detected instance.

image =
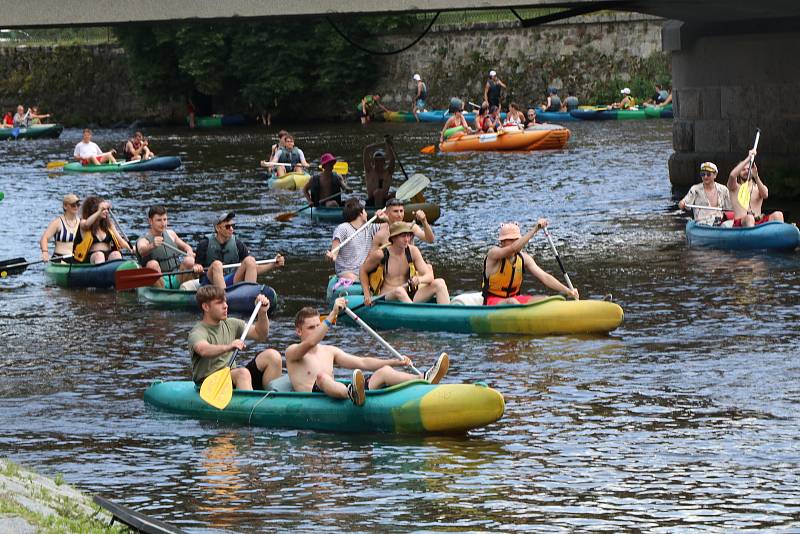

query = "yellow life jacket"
[482,252,523,304]
[72,224,124,263]
[368,246,416,295]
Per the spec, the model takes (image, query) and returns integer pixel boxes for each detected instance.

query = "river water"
[1,121,799,532]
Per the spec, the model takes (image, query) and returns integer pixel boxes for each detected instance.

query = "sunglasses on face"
[223,223,235,229]
[68,202,80,207]
[699,172,715,177]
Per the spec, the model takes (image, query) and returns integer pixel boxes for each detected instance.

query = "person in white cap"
[483,70,507,112]
[481,220,578,305]
[612,87,636,110]
[411,74,427,121]
[679,162,732,225]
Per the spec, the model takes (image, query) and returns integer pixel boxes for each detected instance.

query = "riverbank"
[0,458,123,533]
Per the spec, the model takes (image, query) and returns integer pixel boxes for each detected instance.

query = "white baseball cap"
[413,74,421,81]
[489,70,497,77]
[621,87,631,95]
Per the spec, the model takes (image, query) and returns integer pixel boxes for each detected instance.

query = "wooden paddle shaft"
[329,215,378,256]
[342,306,421,375]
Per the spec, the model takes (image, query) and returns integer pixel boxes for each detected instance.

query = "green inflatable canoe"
[137,282,278,315]
[340,295,623,335]
[45,259,139,289]
[305,202,441,224]
[0,123,63,140]
[63,156,181,173]
[144,379,505,434]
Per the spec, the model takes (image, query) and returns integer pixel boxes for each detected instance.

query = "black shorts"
[245,357,264,390]
[312,383,323,393]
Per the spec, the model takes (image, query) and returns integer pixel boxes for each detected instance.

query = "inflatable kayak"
[144,379,505,434]
[381,109,500,123]
[570,108,647,120]
[340,295,623,335]
[305,202,441,224]
[439,127,570,152]
[45,259,139,288]
[685,220,800,250]
[63,156,181,173]
[644,105,673,118]
[137,282,278,314]
[536,111,575,122]
[326,275,364,303]
[266,171,310,190]
[189,114,246,128]
[0,123,63,139]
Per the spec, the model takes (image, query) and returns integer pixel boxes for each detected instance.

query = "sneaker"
[347,369,366,406]
[423,352,449,384]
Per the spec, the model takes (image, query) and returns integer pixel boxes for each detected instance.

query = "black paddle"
[0,254,73,277]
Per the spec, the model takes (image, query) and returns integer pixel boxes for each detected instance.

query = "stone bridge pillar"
[665,20,800,195]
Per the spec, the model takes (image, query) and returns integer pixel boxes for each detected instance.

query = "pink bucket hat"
[319,153,337,167]
[498,222,521,241]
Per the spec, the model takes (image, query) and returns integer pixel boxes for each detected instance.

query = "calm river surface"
[1,120,799,532]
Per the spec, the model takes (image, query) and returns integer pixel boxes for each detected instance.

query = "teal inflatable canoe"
[189,114,246,128]
[45,259,138,288]
[340,295,623,336]
[138,282,278,315]
[686,220,800,250]
[0,123,63,139]
[570,108,647,120]
[326,276,364,303]
[63,156,181,173]
[305,202,440,224]
[644,105,673,118]
[144,379,505,434]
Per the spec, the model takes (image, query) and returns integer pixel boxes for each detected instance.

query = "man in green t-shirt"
[188,285,282,390]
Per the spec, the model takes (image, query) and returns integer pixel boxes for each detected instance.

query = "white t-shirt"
[332,222,378,275]
[74,141,102,160]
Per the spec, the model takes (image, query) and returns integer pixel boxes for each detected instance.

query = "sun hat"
[700,162,718,173]
[63,193,80,205]
[489,70,497,77]
[621,88,631,95]
[215,211,235,225]
[389,221,414,239]
[413,74,421,81]
[319,153,337,167]
[498,222,521,241]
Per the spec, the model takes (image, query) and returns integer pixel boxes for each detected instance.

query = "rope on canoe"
[248,391,272,425]
[326,12,440,56]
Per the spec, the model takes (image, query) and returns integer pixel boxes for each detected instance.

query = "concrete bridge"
[5,0,800,190]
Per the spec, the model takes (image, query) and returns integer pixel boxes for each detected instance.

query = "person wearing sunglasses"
[678,162,731,225]
[195,212,284,289]
[39,194,81,262]
[524,108,539,129]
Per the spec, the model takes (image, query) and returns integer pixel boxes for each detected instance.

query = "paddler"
[39,194,81,262]
[483,70,507,111]
[726,149,784,227]
[303,152,350,207]
[135,205,202,288]
[371,197,434,249]
[326,199,379,281]
[358,93,390,125]
[412,73,428,121]
[267,134,309,177]
[678,162,731,225]
[72,196,132,264]
[195,212,284,288]
[124,131,154,161]
[361,221,449,306]
[364,142,396,208]
[74,128,117,166]
[189,286,282,391]
[482,220,579,305]
[440,98,473,144]
[540,88,561,113]
[285,297,449,406]
[611,88,636,110]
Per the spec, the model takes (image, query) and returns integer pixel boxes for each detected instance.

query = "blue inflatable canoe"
[686,220,800,250]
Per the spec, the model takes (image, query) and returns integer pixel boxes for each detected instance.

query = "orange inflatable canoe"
[439,126,570,152]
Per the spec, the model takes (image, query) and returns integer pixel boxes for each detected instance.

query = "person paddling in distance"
[74,128,117,166]
[371,197,434,249]
[285,298,450,406]
[124,131,154,161]
[540,88,561,113]
[440,98,473,143]
[411,73,428,122]
[678,162,732,225]
[364,143,396,208]
[72,196,132,264]
[726,149,784,227]
[361,221,450,306]
[483,70,507,111]
[303,152,351,207]
[358,94,391,125]
[136,205,202,288]
[190,286,282,392]
[326,198,379,281]
[268,134,309,177]
[260,129,289,169]
[195,212,285,288]
[482,221,579,305]
[39,194,81,262]
[611,88,636,110]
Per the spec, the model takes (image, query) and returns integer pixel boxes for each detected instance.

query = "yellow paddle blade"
[46,161,67,169]
[737,182,751,210]
[334,161,348,175]
[199,367,233,409]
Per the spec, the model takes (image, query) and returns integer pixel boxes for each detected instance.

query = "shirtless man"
[482,220,579,305]
[74,129,117,166]
[364,143,396,208]
[371,197,433,250]
[285,298,449,406]
[303,152,350,207]
[136,205,202,288]
[361,221,449,306]
[726,149,784,227]
[124,131,154,161]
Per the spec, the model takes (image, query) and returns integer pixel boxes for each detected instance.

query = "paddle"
[341,306,422,375]
[685,204,725,212]
[114,259,277,290]
[737,129,761,211]
[542,227,577,300]
[261,161,348,174]
[275,190,347,222]
[46,160,68,169]
[200,297,264,409]
[0,254,73,278]
[328,215,379,257]
[385,136,430,202]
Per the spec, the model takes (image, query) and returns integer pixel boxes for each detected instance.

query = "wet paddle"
[341,306,422,375]
[0,254,73,278]
[685,204,725,212]
[737,129,761,211]
[385,136,431,202]
[114,259,277,290]
[200,297,264,410]
[542,227,578,300]
[275,191,348,222]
